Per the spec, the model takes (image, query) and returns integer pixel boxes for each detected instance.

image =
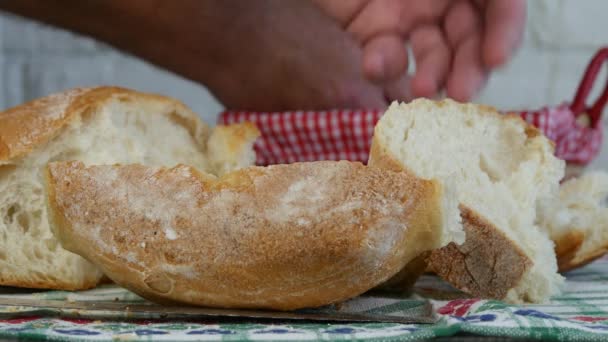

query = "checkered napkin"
[519,103,603,164]
[219,104,603,166]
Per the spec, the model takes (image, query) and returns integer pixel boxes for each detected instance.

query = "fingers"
[444,0,480,47]
[329,72,388,110]
[333,0,520,102]
[441,0,486,101]
[347,0,451,43]
[482,0,526,67]
[384,73,414,103]
[410,25,451,98]
[309,76,388,110]
[362,34,409,82]
[446,33,487,101]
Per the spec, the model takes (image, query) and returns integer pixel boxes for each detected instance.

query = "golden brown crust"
[206,122,260,175]
[0,86,211,162]
[46,160,446,310]
[548,172,608,272]
[368,139,442,292]
[555,231,608,272]
[0,275,99,291]
[562,247,608,272]
[368,137,417,176]
[426,206,532,299]
[212,122,260,154]
[0,87,91,161]
[0,86,220,291]
[554,231,585,266]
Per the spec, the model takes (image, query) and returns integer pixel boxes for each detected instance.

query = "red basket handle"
[570,47,608,128]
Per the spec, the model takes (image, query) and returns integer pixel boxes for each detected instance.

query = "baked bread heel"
[46,160,463,310]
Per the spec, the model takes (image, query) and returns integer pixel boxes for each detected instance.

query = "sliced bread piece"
[0,86,258,290]
[46,160,462,310]
[538,171,608,272]
[369,99,566,303]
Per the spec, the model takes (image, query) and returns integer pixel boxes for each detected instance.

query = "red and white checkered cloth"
[220,109,381,165]
[519,103,603,164]
[219,103,603,166]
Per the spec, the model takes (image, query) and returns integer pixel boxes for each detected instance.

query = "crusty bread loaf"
[538,171,608,272]
[369,99,566,303]
[45,160,462,310]
[0,87,258,290]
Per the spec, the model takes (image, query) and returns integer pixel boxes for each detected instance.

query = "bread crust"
[207,122,260,175]
[0,87,259,291]
[543,172,608,272]
[0,274,99,291]
[426,206,532,299]
[46,160,447,310]
[555,230,608,272]
[554,231,585,272]
[0,86,215,163]
[368,138,438,291]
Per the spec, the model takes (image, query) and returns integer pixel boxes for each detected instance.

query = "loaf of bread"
[369,99,566,303]
[45,160,463,310]
[538,171,608,272]
[0,87,259,290]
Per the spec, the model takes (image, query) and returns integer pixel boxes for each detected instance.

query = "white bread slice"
[0,87,259,290]
[538,171,608,271]
[369,99,566,303]
[46,160,462,310]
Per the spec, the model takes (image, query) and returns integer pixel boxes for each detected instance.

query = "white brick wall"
[0,1,607,167]
[0,13,222,123]
[529,0,608,49]
[479,0,608,110]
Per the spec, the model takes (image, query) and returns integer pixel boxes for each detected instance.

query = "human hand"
[313,0,527,101]
[0,0,400,111]
[202,0,390,111]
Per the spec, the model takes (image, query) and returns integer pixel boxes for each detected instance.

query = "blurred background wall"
[0,0,606,165]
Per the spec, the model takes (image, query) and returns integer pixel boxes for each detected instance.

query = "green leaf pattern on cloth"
[0,257,607,341]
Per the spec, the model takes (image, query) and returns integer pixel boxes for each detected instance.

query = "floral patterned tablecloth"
[1,257,608,341]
